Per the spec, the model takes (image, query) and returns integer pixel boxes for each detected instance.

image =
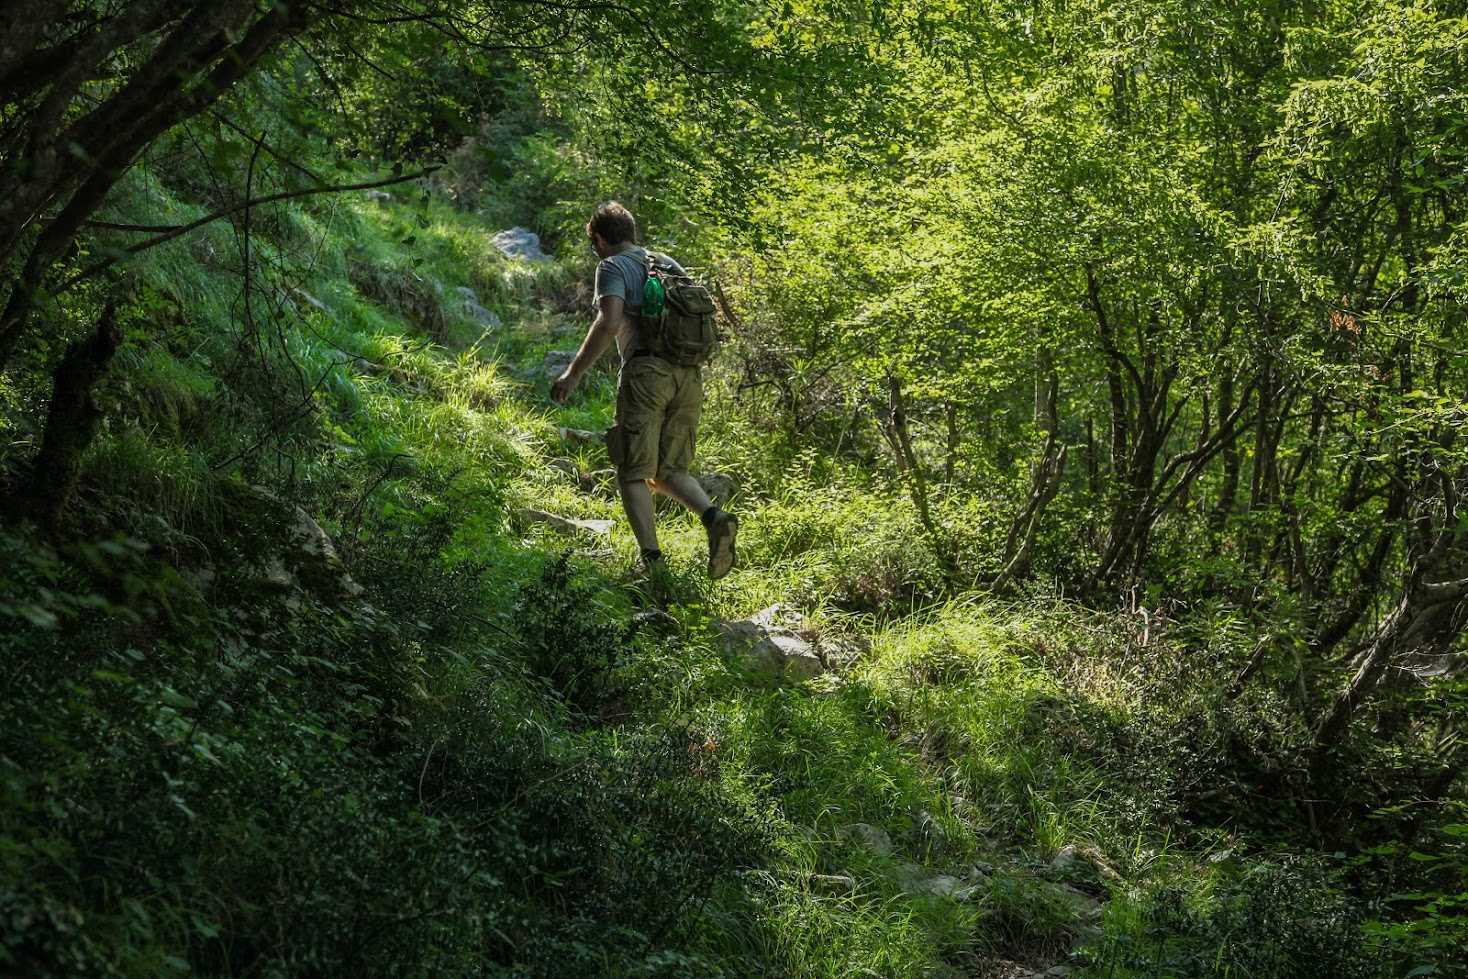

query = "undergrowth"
[2,152,1462,979]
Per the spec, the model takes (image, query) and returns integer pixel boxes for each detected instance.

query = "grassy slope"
[0,177,1445,978]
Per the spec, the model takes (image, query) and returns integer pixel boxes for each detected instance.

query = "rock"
[287,287,332,316]
[460,301,502,328]
[559,426,601,444]
[749,603,804,630]
[256,555,292,590]
[815,634,868,671]
[1046,967,1072,977]
[517,508,615,538]
[631,608,680,635]
[1050,845,1081,873]
[1055,883,1102,916]
[809,674,846,699]
[806,873,858,897]
[288,506,339,564]
[893,863,979,900]
[747,633,824,680]
[838,823,892,857]
[230,486,362,600]
[453,286,479,302]
[715,605,826,681]
[547,458,579,480]
[492,226,551,263]
[920,874,979,900]
[1048,844,1107,894]
[538,350,575,381]
[696,472,739,508]
[288,505,365,598]
[913,809,946,857]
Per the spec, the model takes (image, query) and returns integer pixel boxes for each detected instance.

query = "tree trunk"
[883,376,958,581]
[15,303,122,531]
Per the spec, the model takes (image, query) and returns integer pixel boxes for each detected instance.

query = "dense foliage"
[2,0,1464,975]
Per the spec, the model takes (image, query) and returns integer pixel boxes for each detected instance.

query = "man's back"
[594,246,687,362]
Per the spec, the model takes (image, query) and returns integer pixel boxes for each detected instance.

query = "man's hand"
[553,297,622,405]
[550,370,579,405]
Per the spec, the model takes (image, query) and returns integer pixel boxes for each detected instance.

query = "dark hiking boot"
[705,510,738,580]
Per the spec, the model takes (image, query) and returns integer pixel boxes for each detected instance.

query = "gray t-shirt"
[593,246,687,362]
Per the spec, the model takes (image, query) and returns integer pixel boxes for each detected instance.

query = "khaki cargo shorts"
[604,356,702,481]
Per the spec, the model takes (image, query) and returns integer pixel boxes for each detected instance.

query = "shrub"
[1084,858,1384,979]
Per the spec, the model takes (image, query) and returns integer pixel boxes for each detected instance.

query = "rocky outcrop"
[450,286,503,329]
[715,604,825,681]
[207,485,363,603]
[492,227,551,263]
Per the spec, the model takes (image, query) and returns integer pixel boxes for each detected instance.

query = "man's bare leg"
[650,472,737,580]
[648,472,712,514]
[619,479,660,553]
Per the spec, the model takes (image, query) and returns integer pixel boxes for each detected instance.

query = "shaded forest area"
[2,1,1465,976]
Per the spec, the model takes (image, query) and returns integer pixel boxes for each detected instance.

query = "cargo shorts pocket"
[604,423,625,469]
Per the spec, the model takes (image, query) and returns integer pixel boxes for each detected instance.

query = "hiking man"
[550,201,738,579]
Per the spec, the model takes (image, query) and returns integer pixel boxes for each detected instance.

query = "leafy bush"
[511,555,635,714]
[1084,858,1383,979]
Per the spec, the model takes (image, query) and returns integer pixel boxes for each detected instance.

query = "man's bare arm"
[550,296,627,404]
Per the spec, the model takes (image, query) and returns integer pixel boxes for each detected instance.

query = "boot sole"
[708,516,738,580]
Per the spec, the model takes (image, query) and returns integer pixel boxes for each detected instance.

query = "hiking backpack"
[638,253,719,367]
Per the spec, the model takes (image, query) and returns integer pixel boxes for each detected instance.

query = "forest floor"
[1,186,1457,978]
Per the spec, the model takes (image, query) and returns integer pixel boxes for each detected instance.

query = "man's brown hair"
[587,201,636,245]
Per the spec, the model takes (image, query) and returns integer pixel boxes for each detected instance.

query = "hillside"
[1,176,1460,976]
[3,2,1466,976]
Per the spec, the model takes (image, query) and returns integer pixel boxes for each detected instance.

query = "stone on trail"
[492,227,551,263]
[696,472,738,508]
[460,300,502,329]
[715,605,825,682]
[286,287,332,316]
[805,873,858,896]
[746,633,824,681]
[892,863,981,901]
[559,426,601,444]
[837,822,892,857]
[537,350,575,382]
[517,508,615,539]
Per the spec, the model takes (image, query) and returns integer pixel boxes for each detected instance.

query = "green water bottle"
[642,271,665,316]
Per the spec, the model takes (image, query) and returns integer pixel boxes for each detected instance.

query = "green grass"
[2,158,1428,979]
